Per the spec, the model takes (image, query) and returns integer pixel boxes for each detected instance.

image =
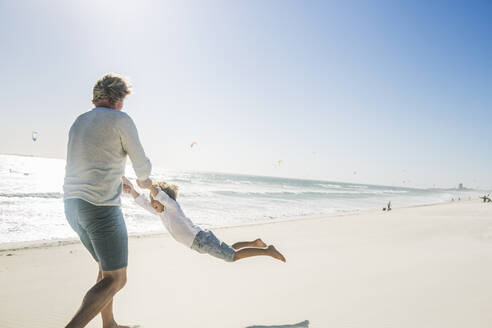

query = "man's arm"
[137,178,153,189]
[136,178,159,197]
[118,114,152,181]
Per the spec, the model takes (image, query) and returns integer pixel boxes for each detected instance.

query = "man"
[63,73,152,328]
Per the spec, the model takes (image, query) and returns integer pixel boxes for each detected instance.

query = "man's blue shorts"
[64,198,128,271]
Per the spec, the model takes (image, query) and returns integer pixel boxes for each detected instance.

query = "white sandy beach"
[1,200,492,328]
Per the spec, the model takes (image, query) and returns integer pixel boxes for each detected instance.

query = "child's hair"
[154,181,179,200]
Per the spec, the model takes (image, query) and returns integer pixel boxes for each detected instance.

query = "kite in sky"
[190,141,197,148]
[32,131,38,142]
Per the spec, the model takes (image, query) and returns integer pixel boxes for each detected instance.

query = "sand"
[1,200,492,327]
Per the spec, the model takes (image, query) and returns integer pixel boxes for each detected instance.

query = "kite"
[277,160,283,166]
[32,131,38,142]
[190,141,197,148]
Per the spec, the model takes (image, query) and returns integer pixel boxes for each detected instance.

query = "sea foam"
[0,154,479,244]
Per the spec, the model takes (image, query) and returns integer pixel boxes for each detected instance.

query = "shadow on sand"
[246,320,309,328]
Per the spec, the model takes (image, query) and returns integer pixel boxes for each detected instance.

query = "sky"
[0,0,490,189]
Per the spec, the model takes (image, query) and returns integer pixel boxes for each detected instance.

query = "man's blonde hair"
[92,73,132,105]
[154,181,179,200]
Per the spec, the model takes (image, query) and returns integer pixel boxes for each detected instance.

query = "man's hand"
[137,178,153,189]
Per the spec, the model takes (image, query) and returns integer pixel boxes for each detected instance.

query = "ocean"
[0,154,479,244]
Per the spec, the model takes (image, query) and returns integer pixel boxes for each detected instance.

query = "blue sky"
[0,0,490,189]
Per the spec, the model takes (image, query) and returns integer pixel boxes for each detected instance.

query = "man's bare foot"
[254,238,267,248]
[267,245,286,262]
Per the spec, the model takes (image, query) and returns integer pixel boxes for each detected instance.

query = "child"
[122,176,286,263]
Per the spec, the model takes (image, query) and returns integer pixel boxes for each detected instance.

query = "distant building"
[458,183,464,190]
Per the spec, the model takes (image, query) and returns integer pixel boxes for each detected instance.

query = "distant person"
[122,177,286,263]
[63,74,152,328]
[383,201,392,211]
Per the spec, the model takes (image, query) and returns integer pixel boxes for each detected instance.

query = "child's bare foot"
[267,245,286,262]
[254,238,267,248]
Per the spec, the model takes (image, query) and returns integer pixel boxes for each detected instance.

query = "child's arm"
[135,194,158,215]
[152,188,177,209]
[123,184,140,199]
[137,178,179,211]
[122,176,140,198]
[122,176,157,215]
[149,185,159,197]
